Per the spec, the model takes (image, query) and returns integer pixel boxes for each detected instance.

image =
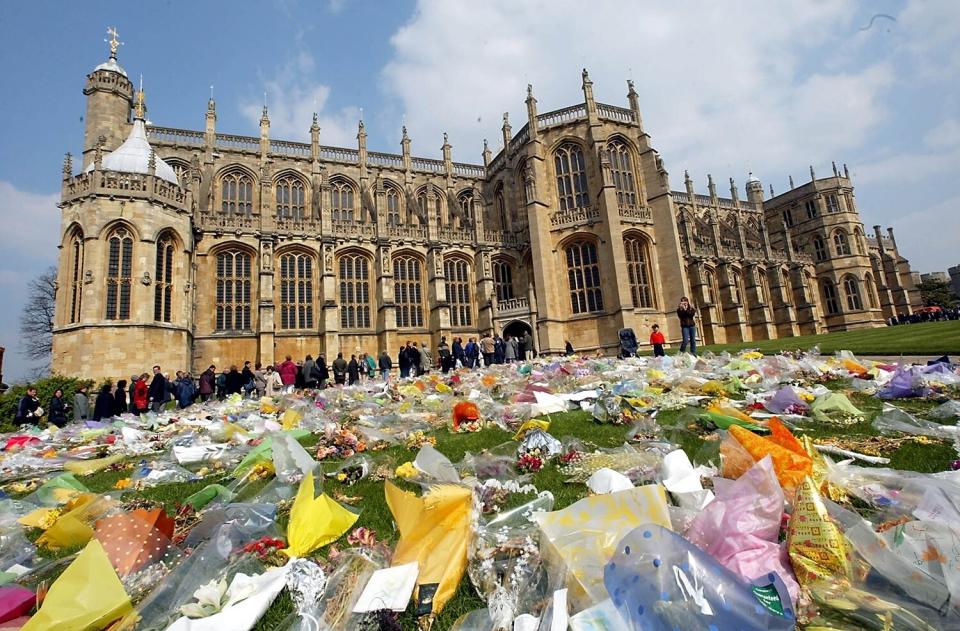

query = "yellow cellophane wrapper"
[787,476,851,587]
[283,471,358,558]
[36,493,118,550]
[801,436,848,503]
[512,419,550,441]
[842,358,868,377]
[533,485,672,610]
[729,425,812,492]
[707,402,755,424]
[22,539,132,631]
[385,481,472,616]
[64,455,124,476]
[280,408,303,431]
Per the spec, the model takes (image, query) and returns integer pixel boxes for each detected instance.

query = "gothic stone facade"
[52,49,921,380]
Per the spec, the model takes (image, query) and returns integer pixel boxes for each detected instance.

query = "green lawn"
[19,380,960,629]
[697,319,960,356]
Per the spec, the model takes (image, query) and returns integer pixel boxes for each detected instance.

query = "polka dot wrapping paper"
[94,508,176,577]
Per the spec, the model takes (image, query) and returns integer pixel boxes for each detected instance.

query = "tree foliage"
[19,266,57,369]
[918,278,959,309]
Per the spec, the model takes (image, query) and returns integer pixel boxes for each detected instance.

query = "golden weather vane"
[105,26,123,57]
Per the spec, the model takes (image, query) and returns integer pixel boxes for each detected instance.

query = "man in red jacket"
[277,355,298,390]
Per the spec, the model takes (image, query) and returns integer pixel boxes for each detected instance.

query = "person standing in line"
[516,334,526,363]
[303,354,317,389]
[523,330,536,360]
[365,352,377,379]
[398,345,410,378]
[133,374,149,414]
[127,376,137,415]
[73,385,90,422]
[348,354,361,385]
[253,363,267,398]
[437,337,452,374]
[464,337,477,368]
[479,333,495,367]
[315,354,329,388]
[294,361,305,389]
[408,342,422,377]
[452,337,465,369]
[264,365,283,397]
[332,352,348,386]
[242,361,256,397]
[494,334,506,364]
[199,365,216,402]
[379,350,393,380]
[114,379,128,415]
[15,387,42,426]
[649,324,666,358]
[504,335,518,363]
[216,370,227,400]
[93,383,115,422]
[277,355,298,390]
[564,340,575,356]
[225,365,244,395]
[676,296,698,356]
[419,344,432,375]
[49,388,68,428]
[175,372,194,408]
[148,365,168,413]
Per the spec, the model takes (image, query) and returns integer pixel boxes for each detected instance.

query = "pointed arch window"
[731,269,745,304]
[493,260,514,302]
[445,258,473,327]
[607,140,638,210]
[565,240,603,314]
[555,143,589,211]
[105,226,133,320]
[705,267,718,304]
[782,209,794,228]
[624,235,655,308]
[833,230,851,256]
[813,236,827,262]
[168,161,190,187]
[331,179,355,223]
[843,275,863,311]
[496,188,507,230]
[864,273,878,309]
[386,187,402,226]
[68,230,84,324]
[822,279,841,315]
[279,252,314,330]
[276,175,306,219]
[756,268,769,304]
[805,199,819,219]
[782,269,793,303]
[215,250,252,331]
[394,255,424,328]
[154,232,175,322]
[221,171,253,215]
[825,194,840,213]
[457,192,475,228]
[339,253,371,329]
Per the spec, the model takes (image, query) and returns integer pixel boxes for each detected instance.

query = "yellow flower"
[113,478,132,490]
[336,473,347,482]
[395,462,419,479]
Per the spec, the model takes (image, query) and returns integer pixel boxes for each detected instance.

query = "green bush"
[0,375,96,432]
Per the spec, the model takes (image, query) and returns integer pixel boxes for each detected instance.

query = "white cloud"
[381,0,892,181]
[0,182,60,383]
[890,194,960,273]
[239,52,360,147]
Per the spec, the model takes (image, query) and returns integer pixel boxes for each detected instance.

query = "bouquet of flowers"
[405,430,436,450]
[316,424,367,460]
[452,401,483,433]
[516,450,545,474]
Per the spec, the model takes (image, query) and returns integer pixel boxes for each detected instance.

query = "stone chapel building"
[51,36,921,379]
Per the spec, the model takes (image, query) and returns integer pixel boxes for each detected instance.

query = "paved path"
[860,355,946,365]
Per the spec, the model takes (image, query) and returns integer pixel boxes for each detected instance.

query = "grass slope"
[30,384,960,629]
[698,320,960,356]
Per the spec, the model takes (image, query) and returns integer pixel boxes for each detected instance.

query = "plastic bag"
[467,492,554,628]
[763,387,810,416]
[930,400,960,421]
[878,365,930,399]
[271,431,317,484]
[686,457,799,601]
[726,425,812,492]
[533,485,671,610]
[873,403,960,443]
[283,472,358,558]
[603,524,795,630]
[809,392,864,425]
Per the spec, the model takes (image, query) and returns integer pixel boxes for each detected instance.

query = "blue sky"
[1,0,958,381]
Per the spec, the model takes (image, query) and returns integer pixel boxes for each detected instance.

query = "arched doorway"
[502,319,532,340]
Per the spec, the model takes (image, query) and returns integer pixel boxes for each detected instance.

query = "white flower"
[179,579,228,618]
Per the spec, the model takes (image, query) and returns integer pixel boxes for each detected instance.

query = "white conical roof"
[85,119,179,185]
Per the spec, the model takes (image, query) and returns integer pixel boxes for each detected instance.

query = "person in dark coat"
[437,337,452,374]
[127,376,137,415]
[347,355,361,385]
[314,354,329,388]
[114,380,128,415]
[242,361,256,396]
[676,296,698,356]
[379,350,393,380]
[303,355,317,389]
[332,353,348,385]
[452,337,465,369]
[565,340,575,356]
[93,383,115,422]
[49,388,68,428]
[148,366,168,413]
[407,343,422,376]
[224,365,245,395]
[494,335,505,364]
[175,372,195,408]
[398,345,410,378]
[15,387,41,426]
[199,366,216,401]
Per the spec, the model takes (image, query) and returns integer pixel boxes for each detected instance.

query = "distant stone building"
[51,35,921,379]
[950,265,960,297]
[921,272,950,284]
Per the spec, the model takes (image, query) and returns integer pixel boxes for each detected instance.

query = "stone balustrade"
[618,206,653,223]
[497,296,529,314]
[550,206,601,229]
